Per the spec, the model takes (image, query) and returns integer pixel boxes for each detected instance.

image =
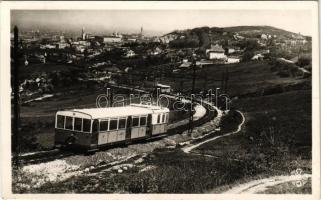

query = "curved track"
[16,88,217,165]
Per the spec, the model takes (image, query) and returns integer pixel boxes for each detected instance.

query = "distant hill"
[223,26,298,37]
[160,25,309,50]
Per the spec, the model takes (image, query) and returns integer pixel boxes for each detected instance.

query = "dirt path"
[181,108,311,194]
[182,110,245,153]
[221,174,311,194]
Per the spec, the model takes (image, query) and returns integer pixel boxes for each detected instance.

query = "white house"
[206,44,227,60]
[227,57,240,64]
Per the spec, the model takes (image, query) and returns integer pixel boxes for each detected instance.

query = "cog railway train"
[54,104,170,151]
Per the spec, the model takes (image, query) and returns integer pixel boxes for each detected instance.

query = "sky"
[11,10,313,36]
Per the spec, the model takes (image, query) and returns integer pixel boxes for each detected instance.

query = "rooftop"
[57,104,169,119]
[208,44,225,53]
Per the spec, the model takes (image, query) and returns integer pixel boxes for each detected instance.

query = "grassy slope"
[163,61,308,97]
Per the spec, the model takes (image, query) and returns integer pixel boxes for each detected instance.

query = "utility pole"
[298,45,302,60]
[179,80,184,101]
[224,67,229,94]
[13,26,20,167]
[189,57,196,133]
[221,72,225,92]
[153,70,156,87]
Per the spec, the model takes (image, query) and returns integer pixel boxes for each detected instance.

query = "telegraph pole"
[224,67,229,94]
[202,66,208,91]
[189,57,196,133]
[179,80,184,101]
[221,72,225,92]
[13,26,20,167]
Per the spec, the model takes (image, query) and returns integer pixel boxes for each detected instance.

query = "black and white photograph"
[0,1,319,199]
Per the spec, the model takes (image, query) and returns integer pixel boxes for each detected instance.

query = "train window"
[132,117,139,127]
[166,113,169,122]
[65,116,73,130]
[83,119,91,132]
[109,118,118,130]
[56,115,65,129]
[92,120,98,132]
[162,114,165,123]
[157,114,161,124]
[99,120,108,132]
[118,118,126,129]
[140,116,147,126]
[74,118,82,131]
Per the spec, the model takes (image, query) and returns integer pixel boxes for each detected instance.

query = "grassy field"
[162,61,309,97]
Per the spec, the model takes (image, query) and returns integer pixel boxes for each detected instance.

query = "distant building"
[179,59,192,68]
[196,59,213,68]
[40,44,56,49]
[251,54,264,61]
[227,46,241,54]
[233,34,245,40]
[82,27,86,40]
[156,83,171,93]
[149,47,162,55]
[140,26,144,39]
[56,42,69,49]
[206,44,227,60]
[60,35,65,43]
[86,34,95,40]
[127,38,137,42]
[227,57,240,64]
[261,34,268,40]
[124,67,132,73]
[103,36,122,43]
[125,50,136,58]
[78,40,91,47]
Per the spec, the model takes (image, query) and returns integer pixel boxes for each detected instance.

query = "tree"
[242,51,254,62]
[297,55,311,68]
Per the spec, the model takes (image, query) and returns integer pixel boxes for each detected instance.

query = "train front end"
[54,111,98,150]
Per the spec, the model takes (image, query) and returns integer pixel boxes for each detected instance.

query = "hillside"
[160,25,310,51]
[223,26,299,37]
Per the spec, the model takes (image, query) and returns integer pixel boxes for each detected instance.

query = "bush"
[219,110,243,132]
[297,56,311,68]
[242,51,255,62]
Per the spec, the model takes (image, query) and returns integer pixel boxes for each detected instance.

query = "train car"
[54,104,169,151]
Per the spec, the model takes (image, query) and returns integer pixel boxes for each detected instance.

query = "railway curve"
[16,86,218,165]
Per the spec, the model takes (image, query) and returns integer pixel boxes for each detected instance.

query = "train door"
[146,114,152,137]
[91,119,99,145]
[126,116,132,142]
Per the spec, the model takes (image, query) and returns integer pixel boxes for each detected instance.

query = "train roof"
[130,103,170,113]
[56,104,169,120]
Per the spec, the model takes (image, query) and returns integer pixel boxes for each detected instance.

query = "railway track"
[15,89,217,165]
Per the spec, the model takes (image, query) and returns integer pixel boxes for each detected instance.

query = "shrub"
[242,51,255,62]
[297,55,311,68]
